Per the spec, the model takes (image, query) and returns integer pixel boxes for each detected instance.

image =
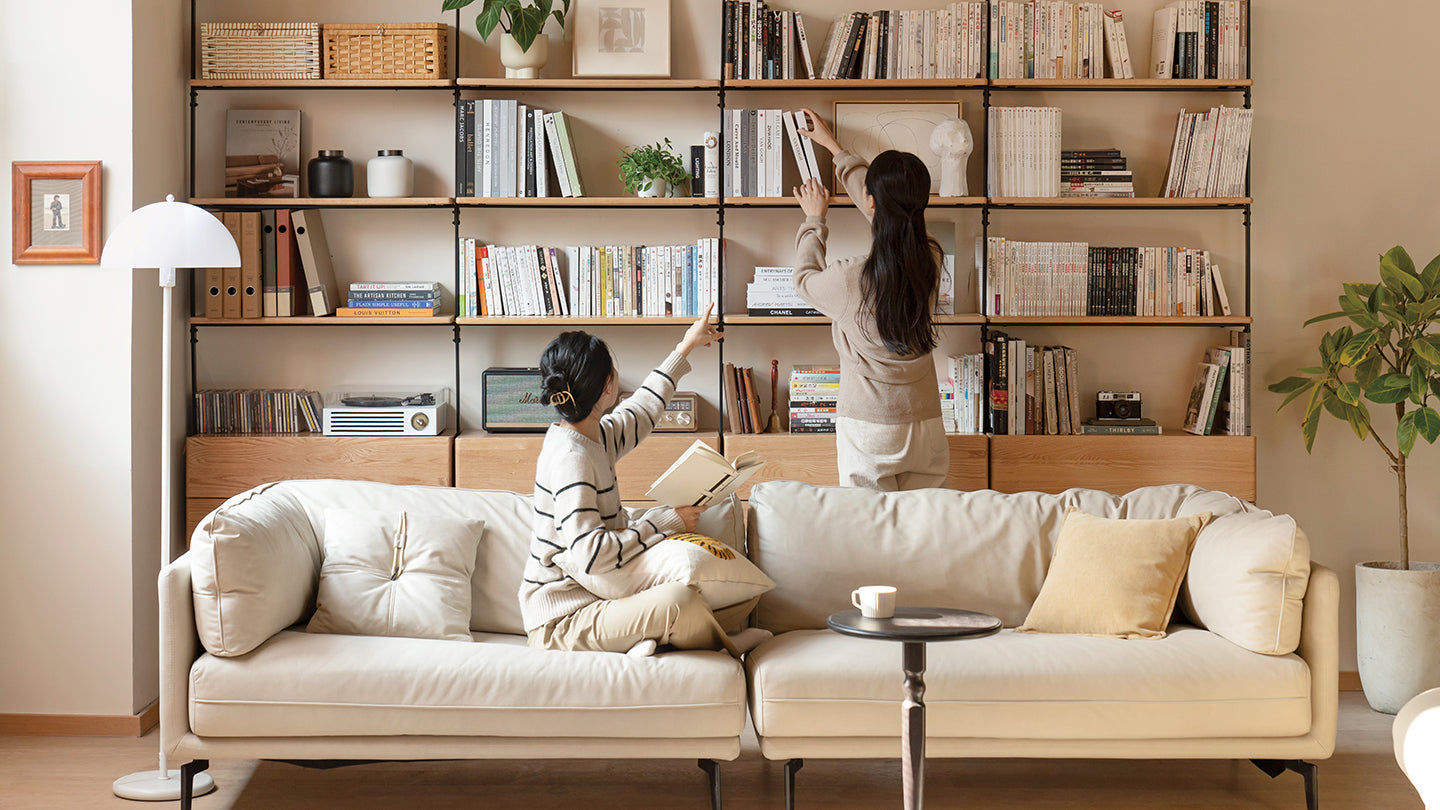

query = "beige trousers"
[528,582,740,657]
[835,416,950,491]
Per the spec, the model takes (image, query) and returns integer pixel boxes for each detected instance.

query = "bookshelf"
[183,0,1256,516]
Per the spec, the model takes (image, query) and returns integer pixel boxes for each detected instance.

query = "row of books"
[987,106,1062,197]
[722,363,772,434]
[1183,331,1250,436]
[747,265,820,316]
[1060,148,1134,197]
[196,209,340,318]
[454,100,585,198]
[990,2,1134,79]
[341,281,444,318]
[725,108,815,198]
[987,333,1083,435]
[789,365,839,433]
[723,2,816,80]
[1162,105,1253,198]
[941,353,985,434]
[194,389,321,435]
[981,239,1231,317]
[1151,0,1247,80]
[457,239,722,318]
[819,5,990,80]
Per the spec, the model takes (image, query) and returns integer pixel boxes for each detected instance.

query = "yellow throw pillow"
[1017,508,1213,640]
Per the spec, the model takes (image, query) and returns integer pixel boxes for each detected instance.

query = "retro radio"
[481,368,552,433]
[322,389,448,436]
[623,390,700,431]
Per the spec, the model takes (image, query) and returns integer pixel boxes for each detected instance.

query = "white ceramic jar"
[367,150,413,198]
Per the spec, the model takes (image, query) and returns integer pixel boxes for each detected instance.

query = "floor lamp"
[102,194,239,801]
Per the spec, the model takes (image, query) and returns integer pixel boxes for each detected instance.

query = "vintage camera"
[1096,391,1143,420]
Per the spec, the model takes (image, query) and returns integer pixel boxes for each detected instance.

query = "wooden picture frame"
[573,0,671,78]
[832,100,963,195]
[11,161,103,264]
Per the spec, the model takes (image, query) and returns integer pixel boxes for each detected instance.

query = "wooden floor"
[0,693,1421,809]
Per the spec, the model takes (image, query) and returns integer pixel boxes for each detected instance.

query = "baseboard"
[0,700,159,737]
[1340,671,1362,691]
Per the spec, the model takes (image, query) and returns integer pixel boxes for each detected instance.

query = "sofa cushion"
[1177,490,1311,655]
[306,508,485,642]
[188,630,746,740]
[746,627,1312,741]
[568,528,775,610]
[1016,509,1211,640]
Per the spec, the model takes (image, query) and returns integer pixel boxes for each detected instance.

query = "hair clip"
[549,387,574,407]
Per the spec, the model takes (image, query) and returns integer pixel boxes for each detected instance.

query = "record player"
[322,388,449,436]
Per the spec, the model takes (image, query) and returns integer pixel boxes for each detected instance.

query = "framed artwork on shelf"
[573,0,671,78]
[832,100,963,195]
[11,160,103,264]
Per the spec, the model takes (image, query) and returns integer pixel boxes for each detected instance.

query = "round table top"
[827,607,1003,642]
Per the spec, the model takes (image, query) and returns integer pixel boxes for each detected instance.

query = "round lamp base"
[113,769,216,801]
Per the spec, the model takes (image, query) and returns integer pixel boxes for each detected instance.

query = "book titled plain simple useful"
[646,440,765,508]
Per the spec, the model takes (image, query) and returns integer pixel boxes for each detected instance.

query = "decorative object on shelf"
[225,109,300,198]
[765,360,783,433]
[101,193,239,802]
[10,160,102,264]
[928,118,972,197]
[1268,244,1440,714]
[367,150,415,198]
[617,138,688,197]
[322,23,449,80]
[443,0,571,79]
[833,100,962,195]
[199,22,321,80]
[573,0,670,77]
[307,150,354,198]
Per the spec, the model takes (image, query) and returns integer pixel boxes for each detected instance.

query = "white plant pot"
[500,33,547,79]
[636,177,667,198]
[1356,561,1440,714]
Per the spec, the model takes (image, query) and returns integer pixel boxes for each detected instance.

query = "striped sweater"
[519,351,691,632]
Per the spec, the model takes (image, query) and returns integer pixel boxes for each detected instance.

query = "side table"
[827,606,1002,810]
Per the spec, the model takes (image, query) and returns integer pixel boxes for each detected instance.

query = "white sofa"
[160,480,750,809]
[743,481,1337,810]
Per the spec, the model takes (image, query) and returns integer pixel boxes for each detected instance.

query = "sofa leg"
[1251,759,1318,810]
[784,758,804,810]
[698,758,722,810]
[179,759,210,810]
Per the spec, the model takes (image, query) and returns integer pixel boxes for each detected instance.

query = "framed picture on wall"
[11,160,103,264]
[573,0,671,77]
[832,101,963,195]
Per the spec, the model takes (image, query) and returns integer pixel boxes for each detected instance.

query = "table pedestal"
[901,641,926,810]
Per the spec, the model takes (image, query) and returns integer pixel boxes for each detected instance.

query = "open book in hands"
[646,440,766,508]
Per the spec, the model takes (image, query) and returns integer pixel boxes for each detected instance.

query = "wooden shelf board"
[191,316,455,325]
[458,316,707,325]
[988,433,1256,502]
[725,195,985,208]
[190,197,454,208]
[457,197,718,208]
[189,79,453,89]
[185,431,455,499]
[990,78,1253,90]
[988,197,1251,208]
[456,78,719,90]
[725,314,985,325]
[990,316,1252,326]
[724,78,987,90]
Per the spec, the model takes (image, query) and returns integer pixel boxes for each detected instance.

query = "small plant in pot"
[617,138,689,198]
[442,0,570,79]
[1269,245,1440,713]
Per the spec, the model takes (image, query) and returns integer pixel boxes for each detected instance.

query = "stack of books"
[944,352,985,434]
[722,363,768,434]
[1060,148,1134,197]
[455,101,583,198]
[747,266,818,316]
[789,365,839,433]
[194,389,321,434]
[987,106,1062,197]
[1183,331,1249,435]
[338,282,442,318]
[725,109,803,198]
[1150,0,1247,80]
[1162,105,1253,198]
[986,332,1081,435]
[989,2,1133,79]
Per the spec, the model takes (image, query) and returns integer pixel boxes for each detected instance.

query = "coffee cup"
[851,585,897,619]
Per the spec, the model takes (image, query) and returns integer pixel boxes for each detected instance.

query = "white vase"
[366,150,413,198]
[636,177,667,198]
[1356,561,1440,713]
[500,34,547,79]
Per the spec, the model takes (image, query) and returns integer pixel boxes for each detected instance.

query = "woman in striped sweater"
[520,307,770,658]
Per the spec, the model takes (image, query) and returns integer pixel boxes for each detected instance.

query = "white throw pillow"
[307,508,485,642]
[569,528,776,610]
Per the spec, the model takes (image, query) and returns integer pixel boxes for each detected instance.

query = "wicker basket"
[323,23,450,80]
[200,22,321,80]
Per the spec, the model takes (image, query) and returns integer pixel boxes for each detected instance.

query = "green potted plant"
[1268,244,1440,714]
[617,138,689,198]
[442,0,571,79]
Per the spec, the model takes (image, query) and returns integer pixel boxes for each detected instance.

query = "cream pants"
[529,582,740,657]
[835,415,950,491]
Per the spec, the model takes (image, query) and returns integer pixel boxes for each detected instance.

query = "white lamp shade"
[101,194,240,269]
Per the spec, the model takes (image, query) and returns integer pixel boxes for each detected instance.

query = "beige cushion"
[307,508,484,642]
[569,530,775,610]
[1017,509,1212,640]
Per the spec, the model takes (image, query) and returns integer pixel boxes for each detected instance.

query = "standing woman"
[792,108,948,491]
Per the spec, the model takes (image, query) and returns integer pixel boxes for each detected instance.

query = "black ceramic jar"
[307,150,354,198]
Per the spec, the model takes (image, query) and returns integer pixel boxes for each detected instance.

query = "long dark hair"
[538,331,614,422]
[860,150,940,356]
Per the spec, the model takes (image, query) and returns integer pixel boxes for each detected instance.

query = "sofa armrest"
[160,551,200,758]
[1298,562,1339,757]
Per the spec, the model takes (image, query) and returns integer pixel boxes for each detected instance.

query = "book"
[351,281,441,291]
[722,361,744,434]
[291,209,340,317]
[335,307,443,317]
[645,439,766,507]
[551,111,585,197]
[1080,420,1163,435]
[742,366,765,433]
[225,110,299,198]
[1182,361,1222,435]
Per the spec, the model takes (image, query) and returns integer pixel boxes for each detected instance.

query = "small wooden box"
[200,22,322,80]
[323,23,449,80]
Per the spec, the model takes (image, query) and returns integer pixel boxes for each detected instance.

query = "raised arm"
[599,305,721,461]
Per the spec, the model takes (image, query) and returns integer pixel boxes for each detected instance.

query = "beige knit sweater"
[792,151,941,425]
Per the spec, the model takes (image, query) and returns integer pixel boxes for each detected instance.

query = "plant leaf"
[1303,310,1348,327]
[1335,381,1362,405]
[1415,407,1440,444]
[1422,253,1440,295]
[442,0,476,10]
[1301,398,1321,453]
[1268,376,1312,395]
[509,7,546,49]
[475,1,508,39]
[1366,374,1413,404]
[1398,410,1418,456]
[1412,335,1440,366]
[1339,330,1382,365]
[1412,363,1428,403]
[1354,354,1383,387]
[1385,245,1417,276]
[1381,247,1424,300]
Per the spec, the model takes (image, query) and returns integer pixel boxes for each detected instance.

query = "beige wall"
[1,0,1438,720]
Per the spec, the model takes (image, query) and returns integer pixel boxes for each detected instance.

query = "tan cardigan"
[792,151,941,425]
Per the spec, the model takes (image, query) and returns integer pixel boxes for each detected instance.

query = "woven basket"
[200,22,321,80]
[323,23,449,80]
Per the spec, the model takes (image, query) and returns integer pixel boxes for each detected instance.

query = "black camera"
[1096,391,1143,420]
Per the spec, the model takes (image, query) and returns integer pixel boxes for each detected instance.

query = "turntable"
[322,389,448,436]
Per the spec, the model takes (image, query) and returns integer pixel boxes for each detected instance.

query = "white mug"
[851,585,897,619]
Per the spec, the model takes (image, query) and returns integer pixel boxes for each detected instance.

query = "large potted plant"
[443,0,571,79]
[617,139,689,198]
[1269,245,1440,713]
